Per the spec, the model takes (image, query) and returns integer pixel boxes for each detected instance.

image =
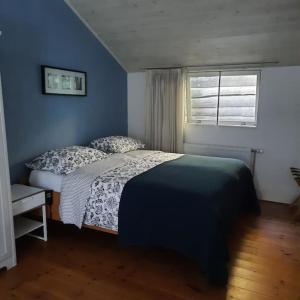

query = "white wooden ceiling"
[66,0,300,71]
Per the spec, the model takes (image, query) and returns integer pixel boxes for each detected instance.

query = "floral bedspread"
[83,151,182,231]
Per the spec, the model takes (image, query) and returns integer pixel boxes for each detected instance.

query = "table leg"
[42,205,48,241]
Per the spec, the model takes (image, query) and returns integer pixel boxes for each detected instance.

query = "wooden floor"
[1,201,300,300]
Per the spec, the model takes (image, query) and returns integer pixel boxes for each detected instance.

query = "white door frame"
[0,73,16,269]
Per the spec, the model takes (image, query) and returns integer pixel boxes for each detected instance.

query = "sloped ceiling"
[66,0,300,71]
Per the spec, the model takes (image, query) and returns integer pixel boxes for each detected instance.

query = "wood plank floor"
[1,201,300,300]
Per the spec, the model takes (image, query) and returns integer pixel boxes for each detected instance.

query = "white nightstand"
[11,184,47,241]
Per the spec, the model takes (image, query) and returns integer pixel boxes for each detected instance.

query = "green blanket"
[118,155,259,284]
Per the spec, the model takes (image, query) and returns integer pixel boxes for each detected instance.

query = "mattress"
[28,150,175,232]
[28,151,156,193]
[29,170,63,193]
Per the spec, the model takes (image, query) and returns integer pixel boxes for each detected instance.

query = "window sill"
[185,122,257,128]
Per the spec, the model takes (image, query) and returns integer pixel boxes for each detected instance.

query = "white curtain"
[145,68,186,153]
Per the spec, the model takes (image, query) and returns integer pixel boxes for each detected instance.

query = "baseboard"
[259,199,290,206]
[0,256,16,271]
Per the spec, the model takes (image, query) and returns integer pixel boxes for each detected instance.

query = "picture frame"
[41,65,87,96]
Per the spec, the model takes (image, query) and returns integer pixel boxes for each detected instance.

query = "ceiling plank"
[67,0,300,71]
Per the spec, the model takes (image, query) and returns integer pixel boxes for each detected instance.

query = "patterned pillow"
[26,146,108,175]
[90,136,145,153]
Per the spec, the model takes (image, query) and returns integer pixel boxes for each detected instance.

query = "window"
[186,70,260,127]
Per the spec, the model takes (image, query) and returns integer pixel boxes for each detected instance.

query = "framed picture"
[41,65,87,96]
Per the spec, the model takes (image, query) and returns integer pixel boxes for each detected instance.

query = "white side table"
[11,184,47,241]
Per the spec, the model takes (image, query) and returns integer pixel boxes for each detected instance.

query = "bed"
[29,149,259,284]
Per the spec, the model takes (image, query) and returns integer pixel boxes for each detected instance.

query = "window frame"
[186,69,261,128]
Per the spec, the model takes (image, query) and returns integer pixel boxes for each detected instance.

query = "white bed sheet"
[29,170,63,193]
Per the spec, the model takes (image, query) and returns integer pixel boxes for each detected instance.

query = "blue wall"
[0,0,128,182]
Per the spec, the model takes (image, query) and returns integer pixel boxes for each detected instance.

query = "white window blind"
[187,70,260,127]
